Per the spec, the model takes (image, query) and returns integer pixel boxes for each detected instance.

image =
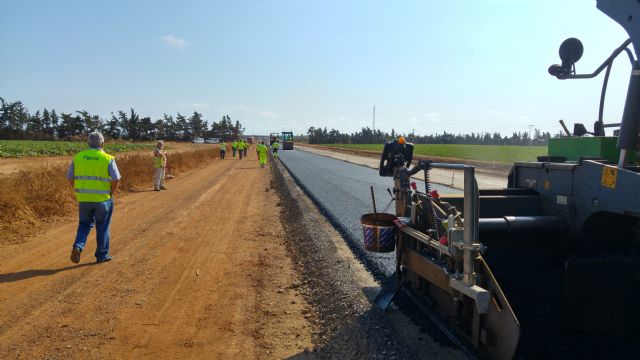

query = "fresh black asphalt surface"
[277,148,460,280]
[277,149,639,359]
[277,149,565,358]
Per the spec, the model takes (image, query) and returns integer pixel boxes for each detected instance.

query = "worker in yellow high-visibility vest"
[238,139,245,159]
[153,140,168,191]
[256,141,269,168]
[272,140,279,159]
[219,140,226,159]
[232,140,238,157]
[66,132,121,264]
[242,139,249,158]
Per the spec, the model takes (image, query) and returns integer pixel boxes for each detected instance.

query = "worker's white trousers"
[154,167,165,189]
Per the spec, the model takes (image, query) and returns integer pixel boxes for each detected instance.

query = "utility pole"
[373,105,376,131]
[527,124,535,145]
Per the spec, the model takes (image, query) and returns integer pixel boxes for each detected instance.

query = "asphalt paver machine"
[366,1,640,358]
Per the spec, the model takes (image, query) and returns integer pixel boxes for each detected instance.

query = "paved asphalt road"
[278,148,635,359]
[278,148,460,280]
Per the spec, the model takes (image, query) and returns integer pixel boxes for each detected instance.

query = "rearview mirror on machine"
[560,38,584,68]
[548,37,584,77]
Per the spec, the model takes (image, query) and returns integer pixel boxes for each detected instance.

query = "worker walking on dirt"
[256,141,268,168]
[272,140,279,159]
[66,132,120,264]
[153,140,168,191]
[232,140,238,157]
[242,139,249,158]
[219,141,226,160]
[237,140,244,159]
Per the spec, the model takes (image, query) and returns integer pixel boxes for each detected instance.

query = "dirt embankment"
[0,142,208,177]
[0,150,314,359]
[0,144,220,246]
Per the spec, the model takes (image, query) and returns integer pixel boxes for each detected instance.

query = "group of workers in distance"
[216,138,278,168]
[229,139,249,159]
[67,132,283,265]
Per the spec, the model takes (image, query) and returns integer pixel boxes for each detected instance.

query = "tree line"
[307,126,555,146]
[0,98,244,141]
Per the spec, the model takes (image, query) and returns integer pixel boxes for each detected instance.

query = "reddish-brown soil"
[0,150,314,359]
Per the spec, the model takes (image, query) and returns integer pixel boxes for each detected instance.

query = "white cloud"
[218,105,252,113]
[423,112,441,124]
[178,102,211,113]
[190,103,211,111]
[488,109,509,118]
[236,105,252,111]
[161,35,188,49]
[259,110,277,118]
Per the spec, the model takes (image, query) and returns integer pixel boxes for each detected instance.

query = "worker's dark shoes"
[154,188,161,191]
[70,247,81,264]
[160,186,168,190]
[97,255,113,263]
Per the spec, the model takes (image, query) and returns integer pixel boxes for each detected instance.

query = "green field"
[0,140,155,158]
[323,143,547,163]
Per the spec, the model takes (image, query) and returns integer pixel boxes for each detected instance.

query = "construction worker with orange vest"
[66,132,120,264]
[153,140,168,191]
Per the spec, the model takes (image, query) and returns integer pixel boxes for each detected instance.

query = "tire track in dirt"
[126,176,246,356]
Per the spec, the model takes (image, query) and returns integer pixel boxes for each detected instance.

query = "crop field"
[322,143,547,163]
[0,140,155,158]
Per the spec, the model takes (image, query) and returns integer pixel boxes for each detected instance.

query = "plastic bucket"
[360,213,397,253]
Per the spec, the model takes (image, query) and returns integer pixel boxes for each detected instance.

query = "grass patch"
[0,140,154,158]
[322,143,547,163]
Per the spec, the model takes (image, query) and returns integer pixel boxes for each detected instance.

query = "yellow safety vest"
[73,149,114,202]
[220,142,226,150]
[154,149,165,169]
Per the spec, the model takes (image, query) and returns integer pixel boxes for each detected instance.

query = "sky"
[0,0,635,137]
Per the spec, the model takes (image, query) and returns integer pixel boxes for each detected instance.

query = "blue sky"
[0,1,634,136]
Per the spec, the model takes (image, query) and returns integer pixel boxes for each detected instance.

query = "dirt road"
[0,150,313,359]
